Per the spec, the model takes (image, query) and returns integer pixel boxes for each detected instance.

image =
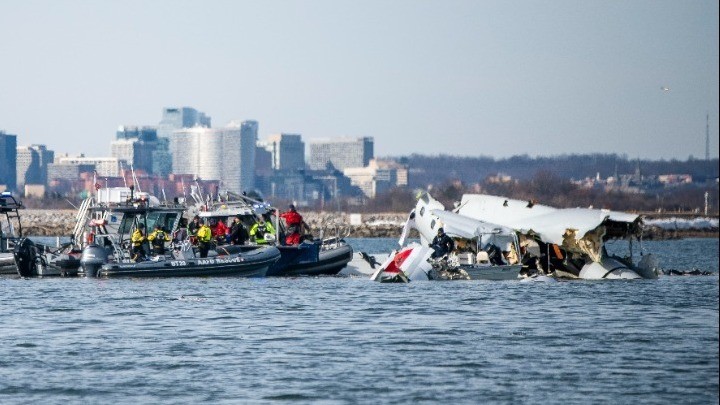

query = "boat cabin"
[0,192,23,253]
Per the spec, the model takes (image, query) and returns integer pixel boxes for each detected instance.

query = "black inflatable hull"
[97,245,280,278]
[267,243,354,277]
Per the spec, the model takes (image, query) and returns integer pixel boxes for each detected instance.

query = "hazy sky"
[1,0,718,160]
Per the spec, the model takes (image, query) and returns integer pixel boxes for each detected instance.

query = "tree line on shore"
[16,154,719,214]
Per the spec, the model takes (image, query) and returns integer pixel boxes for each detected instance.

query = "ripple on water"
[0,239,717,404]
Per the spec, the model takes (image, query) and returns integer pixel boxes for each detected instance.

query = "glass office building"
[0,131,17,191]
[308,137,374,170]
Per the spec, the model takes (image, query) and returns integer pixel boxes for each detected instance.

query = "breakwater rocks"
[18,210,77,236]
[15,210,718,239]
[17,210,413,239]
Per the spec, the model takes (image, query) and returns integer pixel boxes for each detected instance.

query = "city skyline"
[0,1,718,160]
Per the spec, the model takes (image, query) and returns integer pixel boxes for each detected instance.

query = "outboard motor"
[80,243,109,277]
[13,237,41,277]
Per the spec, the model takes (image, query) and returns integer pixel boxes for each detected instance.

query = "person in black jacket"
[188,215,201,236]
[429,227,455,259]
[229,215,248,245]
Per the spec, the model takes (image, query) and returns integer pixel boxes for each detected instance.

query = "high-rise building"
[308,137,373,170]
[152,138,172,176]
[343,159,397,198]
[237,120,258,192]
[16,144,54,187]
[155,107,211,177]
[261,133,305,171]
[57,156,122,177]
[0,131,18,191]
[116,125,158,142]
[115,126,158,174]
[47,163,95,182]
[158,107,211,137]
[171,121,257,193]
[111,139,154,174]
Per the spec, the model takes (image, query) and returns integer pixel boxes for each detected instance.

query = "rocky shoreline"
[14,209,719,240]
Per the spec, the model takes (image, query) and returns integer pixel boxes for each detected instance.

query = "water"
[0,238,717,404]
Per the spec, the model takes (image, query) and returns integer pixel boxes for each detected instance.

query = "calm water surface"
[0,238,717,404]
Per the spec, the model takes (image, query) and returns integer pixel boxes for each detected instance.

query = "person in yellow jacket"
[131,223,147,261]
[249,217,276,245]
[148,224,172,256]
[196,219,213,258]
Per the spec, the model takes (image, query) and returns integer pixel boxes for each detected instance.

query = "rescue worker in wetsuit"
[131,223,147,261]
[249,217,276,245]
[229,215,248,245]
[148,224,171,256]
[429,227,455,259]
[280,204,310,245]
[196,219,213,258]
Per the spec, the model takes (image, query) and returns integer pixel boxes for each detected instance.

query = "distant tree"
[363,187,416,213]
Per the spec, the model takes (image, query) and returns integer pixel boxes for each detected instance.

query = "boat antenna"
[119,161,128,188]
[131,164,141,193]
[180,176,186,203]
[162,188,167,204]
[92,170,100,200]
[65,199,79,210]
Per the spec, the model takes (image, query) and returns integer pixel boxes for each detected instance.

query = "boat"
[13,186,188,277]
[0,192,23,274]
[268,237,353,277]
[95,244,280,278]
[198,191,353,277]
[371,192,523,282]
[456,194,660,280]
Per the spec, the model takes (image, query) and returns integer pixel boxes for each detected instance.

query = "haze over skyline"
[1,0,718,160]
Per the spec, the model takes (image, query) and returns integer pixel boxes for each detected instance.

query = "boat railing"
[72,197,94,249]
[319,223,351,249]
[1,235,20,253]
[93,233,135,263]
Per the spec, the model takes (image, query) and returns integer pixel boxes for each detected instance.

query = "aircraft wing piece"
[430,209,515,239]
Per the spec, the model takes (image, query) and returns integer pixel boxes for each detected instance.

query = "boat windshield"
[146,212,179,232]
[118,214,143,235]
[117,211,180,236]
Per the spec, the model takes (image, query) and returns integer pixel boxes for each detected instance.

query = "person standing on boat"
[172,217,188,242]
[131,223,147,261]
[196,219,213,258]
[212,218,230,245]
[280,204,310,245]
[429,227,455,259]
[188,215,201,236]
[148,224,171,256]
[229,215,248,245]
[249,217,275,245]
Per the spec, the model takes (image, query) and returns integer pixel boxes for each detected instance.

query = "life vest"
[253,223,269,244]
[282,211,303,226]
[131,229,145,247]
[196,225,212,243]
[251,222,275,244]
[149,230,168,247]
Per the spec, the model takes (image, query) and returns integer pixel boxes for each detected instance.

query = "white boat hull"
[579,258,642,280]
